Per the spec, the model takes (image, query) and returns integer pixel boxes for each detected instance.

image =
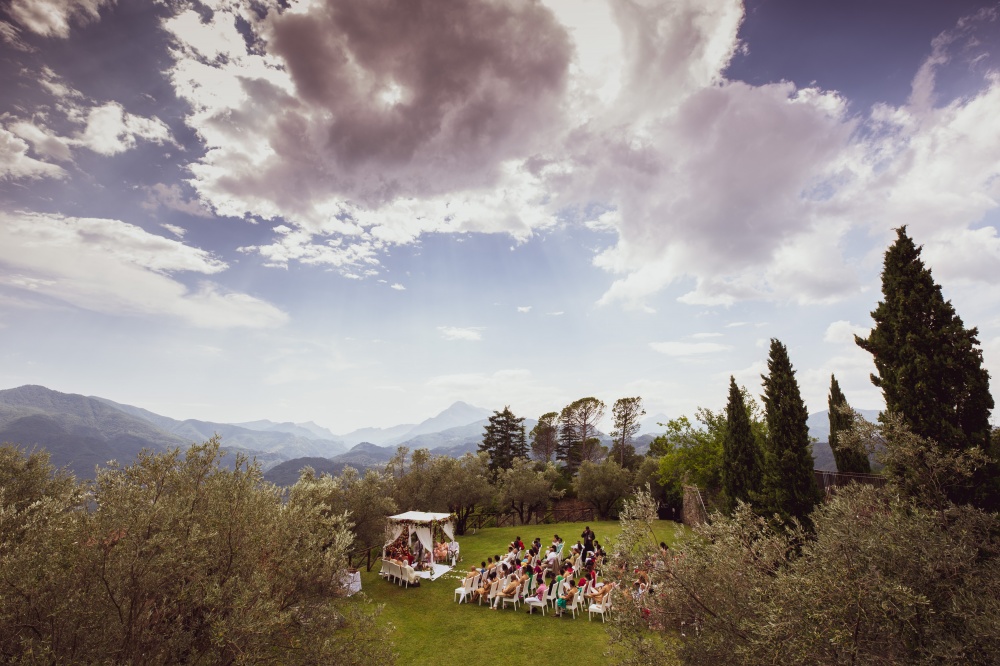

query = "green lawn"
[347,520,681,664]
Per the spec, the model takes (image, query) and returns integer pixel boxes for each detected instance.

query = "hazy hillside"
[336,422,416,446]
[236,419,339,441]
[0,385,189,478]
[96,397,347,460]
[263,456,358,486]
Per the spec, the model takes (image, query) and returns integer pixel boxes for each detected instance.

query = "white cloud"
[75,102,173,156]
[390,283,406,291]
[437,326,484,341]
[143,183,213,218]
[161,223,186,238]
[517,306,532,313]
[8,120,73,162]
[824,320,870,345]
[151,0,1000,315]
[6,0,114,38]
[0,211,286,328]
[650,340,733,357]
[0,127,66,180]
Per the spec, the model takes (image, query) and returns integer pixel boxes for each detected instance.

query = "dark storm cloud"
[265,0,571,178]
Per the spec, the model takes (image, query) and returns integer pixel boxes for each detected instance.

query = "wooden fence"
[346,546,379,572]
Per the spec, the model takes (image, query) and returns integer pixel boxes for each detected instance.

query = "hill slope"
[0,385,189,478]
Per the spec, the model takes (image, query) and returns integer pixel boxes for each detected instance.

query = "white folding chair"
[482,579,501,607]
[500,579,527,611]
[545,579,561,609]
[455,576,475,603]
[589,584,615,622]
[525,590,547,615]
[565,588,583,619]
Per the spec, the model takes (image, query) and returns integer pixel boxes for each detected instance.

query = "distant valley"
[0,384,878,482]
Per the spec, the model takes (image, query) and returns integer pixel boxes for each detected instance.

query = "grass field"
[347,519,681,664]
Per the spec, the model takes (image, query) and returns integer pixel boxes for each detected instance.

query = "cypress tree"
[828,374,871,474]
[721,376,762,513]
[856,227,995,506]
[760,339,821,524]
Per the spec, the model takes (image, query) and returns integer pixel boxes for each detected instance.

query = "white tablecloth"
[342,570,362,596]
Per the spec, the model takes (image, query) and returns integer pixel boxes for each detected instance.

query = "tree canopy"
[0,438,391,664]
[478,406,528,478]
[557,397,606,475]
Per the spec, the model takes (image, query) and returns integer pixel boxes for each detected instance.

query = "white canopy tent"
[384,511,458,580]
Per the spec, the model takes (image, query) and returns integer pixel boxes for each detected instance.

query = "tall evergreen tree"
[478,406,527,478]
[828,374,871,474]
[760,339,821,524]
[722,376,762,513]
[855,227,994,470]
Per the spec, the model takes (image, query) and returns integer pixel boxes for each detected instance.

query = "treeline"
[0,439,393,664]
[607,227,1000,666]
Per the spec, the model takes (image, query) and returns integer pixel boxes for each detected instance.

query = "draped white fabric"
[414,526,434,562]
[385,523,405,549]
[441,521,455,542]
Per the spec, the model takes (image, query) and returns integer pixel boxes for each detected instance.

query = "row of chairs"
[454,572,613,621]
[379,560,420,587]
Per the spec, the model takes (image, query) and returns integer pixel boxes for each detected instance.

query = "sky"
[1,0,999,434]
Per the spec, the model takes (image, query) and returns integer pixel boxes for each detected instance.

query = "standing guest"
[582,526,595,557]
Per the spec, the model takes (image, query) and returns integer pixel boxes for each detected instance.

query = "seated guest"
[556,579,578,617]
[586,581,612,603]
[525,573,547,612]
[492,572,529,609]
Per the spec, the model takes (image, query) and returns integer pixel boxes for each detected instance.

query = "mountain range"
[0,384,879,483]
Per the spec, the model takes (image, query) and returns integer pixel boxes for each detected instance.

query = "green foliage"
[0,438,392,664]
[383,448,492,535]
[721,377,763,513]
[856,226,995,505]
[430,453,493,535]
[760,338,821,525]
[557,397,606,475]
[575,459,634,519]
[610,485,1000,666]
[478,406,528,478]
[610,397,645,470]
[496,458,562,523]
[293,464,398,550]
[828,374,871,473]
[529,411,559,462]
[653,411,726,508]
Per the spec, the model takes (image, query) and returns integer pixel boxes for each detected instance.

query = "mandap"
[385,511,459,571]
